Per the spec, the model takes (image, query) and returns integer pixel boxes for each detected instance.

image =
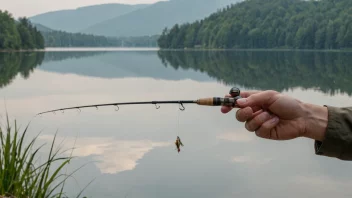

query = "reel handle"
[228,87,242,107]
[195,87,242,107]
[229,87,240,98]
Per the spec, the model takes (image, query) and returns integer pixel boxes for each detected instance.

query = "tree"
[0,11,45,50]
[158,0,352,50]
[0,10,21,49]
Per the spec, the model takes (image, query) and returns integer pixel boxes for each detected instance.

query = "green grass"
[0,114,89,198]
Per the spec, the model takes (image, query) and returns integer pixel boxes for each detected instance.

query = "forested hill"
[82,0,241,37]
[158,0,352,49]
[40,29,159,47]
[0,10,44,50]
[29,4,148,33]
[30,23,158,47]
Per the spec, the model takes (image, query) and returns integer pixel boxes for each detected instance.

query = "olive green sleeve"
[315,106,352,160]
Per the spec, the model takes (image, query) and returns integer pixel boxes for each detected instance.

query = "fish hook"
[76,108,81,114]
[62,110,65,114]
[115,105,120,111]
[155,103,160,109]
[96,106,99,110]
[179,103,185,111]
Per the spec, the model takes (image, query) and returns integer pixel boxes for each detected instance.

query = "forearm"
[302,103,328,141]
[303,104,352,160]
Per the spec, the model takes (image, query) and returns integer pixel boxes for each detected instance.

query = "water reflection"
[158,50,352,96]
[1,50,352,96]
[40,51,212,82]
[1,50,352,198]
[39,135,170,174]
[0,52,44,88]
[43,51,107,62]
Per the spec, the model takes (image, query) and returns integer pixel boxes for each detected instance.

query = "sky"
[0,0,166,18]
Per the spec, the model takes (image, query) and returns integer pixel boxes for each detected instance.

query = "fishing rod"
[36,87,242,116]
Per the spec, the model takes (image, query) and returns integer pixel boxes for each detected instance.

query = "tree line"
[0,10,44,50]
[1,9,159,49]
[42,30,159,47]
[158,0,352,49]
[157,50,352,96]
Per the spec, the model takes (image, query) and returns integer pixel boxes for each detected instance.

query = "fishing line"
[176,104,181,137]
[178,107,180,135]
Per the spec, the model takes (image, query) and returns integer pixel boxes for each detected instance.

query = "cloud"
[38,135,171,174]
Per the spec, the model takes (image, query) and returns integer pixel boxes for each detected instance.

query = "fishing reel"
[227,87,242,107]
[229,87,241,99]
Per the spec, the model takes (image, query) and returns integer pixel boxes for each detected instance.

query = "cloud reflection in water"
[38,135,171,174]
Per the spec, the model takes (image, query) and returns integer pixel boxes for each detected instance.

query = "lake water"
[1,49,352,198]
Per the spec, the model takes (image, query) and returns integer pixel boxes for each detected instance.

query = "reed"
[0,114,84,198]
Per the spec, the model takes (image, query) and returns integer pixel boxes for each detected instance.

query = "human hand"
[221,90,328,141]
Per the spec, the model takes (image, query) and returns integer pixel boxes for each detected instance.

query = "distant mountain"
[33,23,53,32]
[29,3,148,33]
[82,0,241,37]
[31,22,159,47]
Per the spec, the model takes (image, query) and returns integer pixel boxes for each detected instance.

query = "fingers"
[236,108,263,122]
[221,90,277,114]
[221,106,232,114]
[254,116,280,139]
[244,111,274,132]
[220,89,281,140]
[222,105,261,114]
[236,107,254,122]
[221,94,233,114]
[240,91,261,98]
[236,90,279,108]
[221,91,261,114]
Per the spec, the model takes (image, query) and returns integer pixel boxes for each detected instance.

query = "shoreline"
[1,47,352,53]
[0,47,159,52]
[159,48,352,53]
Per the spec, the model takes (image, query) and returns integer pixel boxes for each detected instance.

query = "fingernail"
[237,98,247,105]
[271,116,279,123]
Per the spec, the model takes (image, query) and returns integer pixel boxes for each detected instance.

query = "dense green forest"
[41,30,159,47]
[158,0,352,49]
[0,10,44,50]
[158,50,352,96]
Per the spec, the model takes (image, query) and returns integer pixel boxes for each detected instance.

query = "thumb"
[236,90,279,108]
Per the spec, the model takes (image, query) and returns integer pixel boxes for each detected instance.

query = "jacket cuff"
[314,105,344,158]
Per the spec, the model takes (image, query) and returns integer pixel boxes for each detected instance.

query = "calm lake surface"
[1,48,352,198]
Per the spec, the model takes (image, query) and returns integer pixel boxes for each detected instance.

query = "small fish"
[175,136,184,153]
